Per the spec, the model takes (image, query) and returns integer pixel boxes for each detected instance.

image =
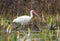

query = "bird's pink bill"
[32,10,39,17]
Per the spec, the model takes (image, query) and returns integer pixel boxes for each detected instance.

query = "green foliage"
[10,32,17,41]
[47,16,52,26]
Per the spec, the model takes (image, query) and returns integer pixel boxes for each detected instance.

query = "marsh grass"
[0,14,60,41]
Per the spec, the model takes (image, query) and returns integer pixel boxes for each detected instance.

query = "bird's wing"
[13,16,31,25]
[17,16,31,21]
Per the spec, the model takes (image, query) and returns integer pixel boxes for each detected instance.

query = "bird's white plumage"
[13,10,38,25]
[13,16,32,25]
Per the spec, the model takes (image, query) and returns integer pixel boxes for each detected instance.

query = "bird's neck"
[30,11,33,18]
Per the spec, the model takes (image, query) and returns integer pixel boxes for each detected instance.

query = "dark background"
[0,0,60,15]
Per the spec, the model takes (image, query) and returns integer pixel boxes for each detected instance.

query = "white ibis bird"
[13,10,39,25]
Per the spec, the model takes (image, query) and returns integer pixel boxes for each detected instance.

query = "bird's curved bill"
[33,11,39,17]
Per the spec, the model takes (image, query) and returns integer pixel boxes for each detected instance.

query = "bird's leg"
[20,25,23,30]
[21,24,26,30]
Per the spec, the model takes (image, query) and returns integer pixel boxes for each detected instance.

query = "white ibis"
[13,10,39,25]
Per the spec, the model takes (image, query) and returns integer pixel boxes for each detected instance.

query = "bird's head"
[30,10,39,17]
